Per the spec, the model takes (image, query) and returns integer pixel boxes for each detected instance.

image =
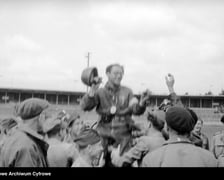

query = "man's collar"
[47,138,61,145]
[163,135,191,146]
[18,123,44,141]
[105,81,121,92]
[192,131,201,137]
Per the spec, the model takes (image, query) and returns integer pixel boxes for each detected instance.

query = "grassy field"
[0,103,223,150]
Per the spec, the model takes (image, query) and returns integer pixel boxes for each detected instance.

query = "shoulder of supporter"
[195,145,218,166]
[141,145,165,167]
[67,143,79,159]
[119,85,133,95]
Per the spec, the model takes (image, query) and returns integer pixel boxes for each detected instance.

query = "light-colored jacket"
[211,131,224,159]
[141,140,217,167]
[47,138,79,167]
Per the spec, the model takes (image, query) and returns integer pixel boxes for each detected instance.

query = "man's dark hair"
[187,108,198,126]
[106,64,124,74]
[147,111,165,132]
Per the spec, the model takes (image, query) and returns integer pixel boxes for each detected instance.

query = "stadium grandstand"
[0,88,224,123]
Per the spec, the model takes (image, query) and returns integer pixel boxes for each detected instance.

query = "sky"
[0,0,224,95]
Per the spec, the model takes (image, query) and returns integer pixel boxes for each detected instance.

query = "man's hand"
[129,97,139,107]
[139,89,151,107]
[165,73,175,94]
[110,145,124,167]
[88,82,101,97]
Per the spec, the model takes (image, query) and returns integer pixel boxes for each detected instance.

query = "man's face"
[70,119,86,139]
[38,109,52,135]
[194,120,203,133]
[107,65,123,86]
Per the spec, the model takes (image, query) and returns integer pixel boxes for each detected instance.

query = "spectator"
[44,114,79,167]
[72,128,104,167]
[110,110,166,167]
[0,98,50,167]
[141,106,217,167]
[80,63,149,166]
[211,115,224,166]
[192,118,209,150]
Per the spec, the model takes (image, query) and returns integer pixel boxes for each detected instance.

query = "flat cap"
[74,128,101,148]
[67,113,80,128]
[165,106,195,134]
[18,98,50,120]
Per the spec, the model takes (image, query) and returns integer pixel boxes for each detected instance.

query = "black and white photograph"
[0,0,224,171]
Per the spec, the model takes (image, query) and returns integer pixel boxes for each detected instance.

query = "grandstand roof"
[0,88,224,98]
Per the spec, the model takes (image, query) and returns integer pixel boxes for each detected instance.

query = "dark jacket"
[80,82,146,155]
[0,124,48,167]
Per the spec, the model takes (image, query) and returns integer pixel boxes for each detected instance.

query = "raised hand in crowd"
[139,89,151,107]
[165,73,175,94]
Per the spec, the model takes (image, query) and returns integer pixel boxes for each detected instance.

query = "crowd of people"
[0,63,223,167]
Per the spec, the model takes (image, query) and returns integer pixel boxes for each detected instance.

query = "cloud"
[0,1,224,95]
[89,1,224,71]
[5,34,41,52]
[91,2,179,41]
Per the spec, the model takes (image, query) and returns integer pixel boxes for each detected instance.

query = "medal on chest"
[110,95,117,114]
[110,105,117,114]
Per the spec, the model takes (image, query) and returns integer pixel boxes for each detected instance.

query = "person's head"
[165,106,195,136]
[147,110,169,140]
[147,110,165,132]
[187,108,198,127]
[43,113,66,141]
[193,118,203,134]
[0,117,17,138]
[69,118,88,141]
[17,98,50,134]
[106,64,124,87]
[158,99,172,112]
[74,128,103,166]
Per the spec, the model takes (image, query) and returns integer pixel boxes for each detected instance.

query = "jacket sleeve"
[132,104,146,116]
[80,93,99,111]
[121,138,149,165]
[168,92,184,107]
[111,138,148,167]
[12,147,38,167]
[128,91,146,116]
